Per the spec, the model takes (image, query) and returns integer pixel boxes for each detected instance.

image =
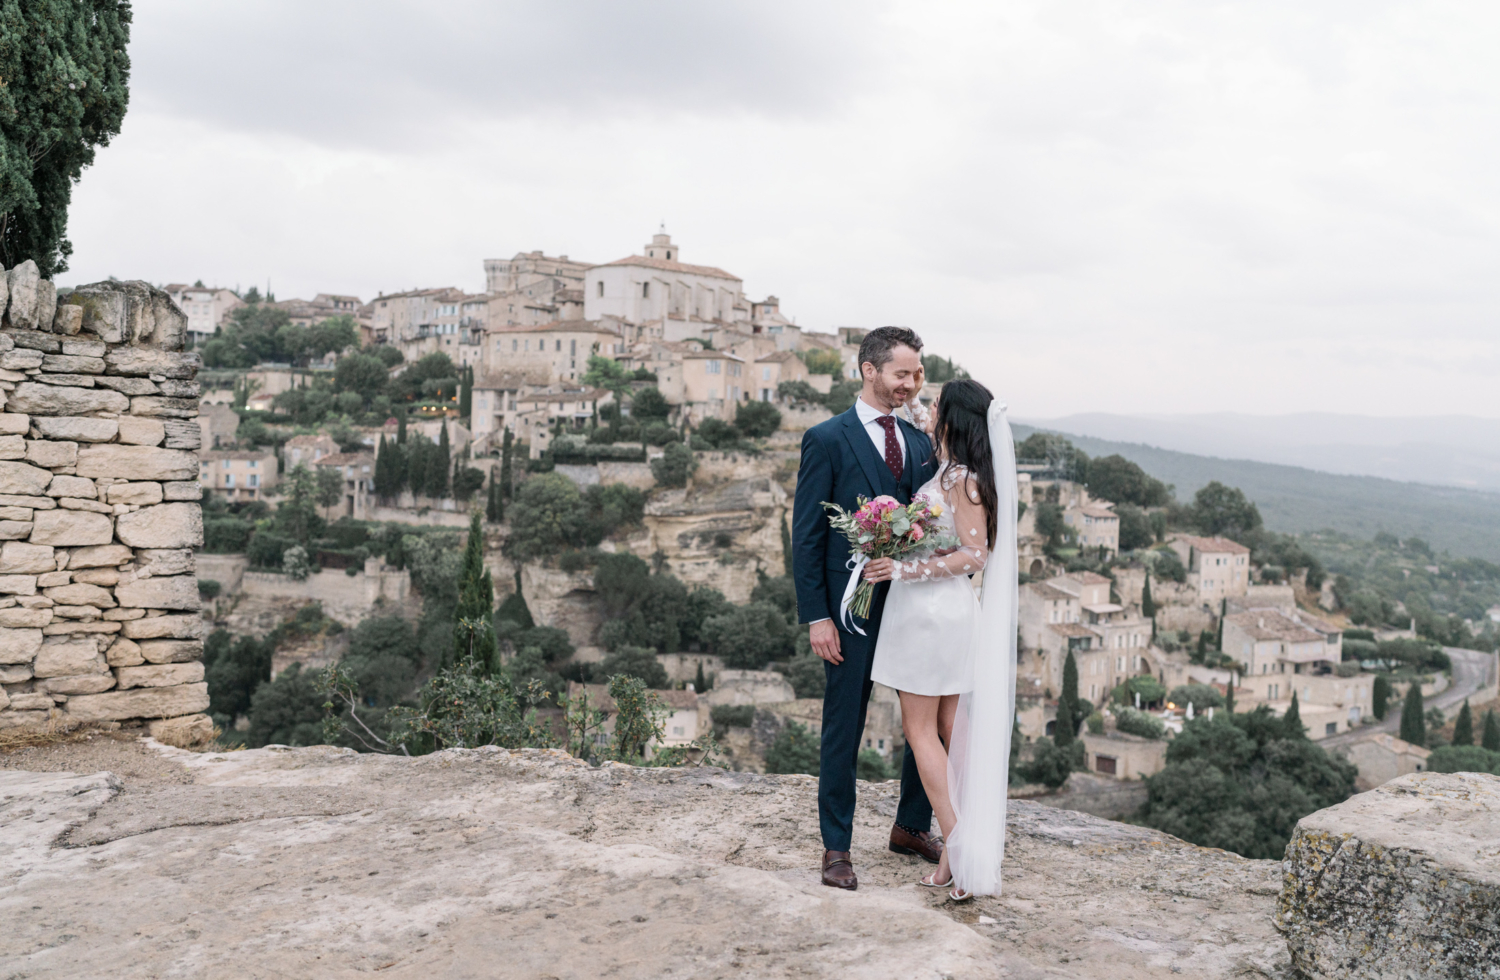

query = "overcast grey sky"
[66,1,1500,418]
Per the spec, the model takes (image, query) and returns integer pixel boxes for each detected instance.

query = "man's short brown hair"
[857,326,924,372]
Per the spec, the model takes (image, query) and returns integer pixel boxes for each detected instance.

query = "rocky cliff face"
[0,737,1294,979]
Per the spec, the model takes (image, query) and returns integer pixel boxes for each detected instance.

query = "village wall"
[0,274,211,741]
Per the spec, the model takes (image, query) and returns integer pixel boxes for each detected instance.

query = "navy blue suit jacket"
[792,405,938,626]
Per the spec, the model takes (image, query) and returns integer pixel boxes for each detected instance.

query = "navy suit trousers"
[818,573,935,851]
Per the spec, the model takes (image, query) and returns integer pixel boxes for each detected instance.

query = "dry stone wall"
[0,271,208,736]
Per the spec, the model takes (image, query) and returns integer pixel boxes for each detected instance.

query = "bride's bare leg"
[900,691,958,882]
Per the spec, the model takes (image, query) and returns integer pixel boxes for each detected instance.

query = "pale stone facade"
[584,231,748,326]
[198,448,278,500]
[1170,535,1251,603]
[164,285,243,347]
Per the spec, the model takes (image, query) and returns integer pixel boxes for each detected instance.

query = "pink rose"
[872,495,899,511]
[910,525,925,542]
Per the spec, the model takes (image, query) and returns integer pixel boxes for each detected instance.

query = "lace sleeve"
[894,471,989,582]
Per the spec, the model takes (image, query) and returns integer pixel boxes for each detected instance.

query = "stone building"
[584,230,749,326]
[1170,535,1251,603]
[198,448,278,501]
[164,284,242,347]
[312,452,375,520]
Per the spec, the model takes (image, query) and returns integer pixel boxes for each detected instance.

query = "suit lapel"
[841,408,897,498]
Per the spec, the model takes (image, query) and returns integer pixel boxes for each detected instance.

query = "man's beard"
[872,373,909,408]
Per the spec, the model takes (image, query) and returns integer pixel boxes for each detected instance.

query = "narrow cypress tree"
[1399,682,1426,746]
[452,511,498,674]
[499,427,514,499]
[1372,674,1391,720]
[1215,598,1226,650]
[694,660,707,693]
[1141,575,1155,620]
[1452,699,1474,746]
[1482,709,1500,752]
[431,423,451,497]
[406,436,427,497]
[1060,650,1080,741]
[1053,689,1075,747]
[1224,673,1236,714]
[373,435,389,500]
[397,411,408,445]
[1283,691,1305,738]
[495,569,535,629]
[459,366,473,419]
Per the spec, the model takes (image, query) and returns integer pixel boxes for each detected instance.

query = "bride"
[862,378,1018,901]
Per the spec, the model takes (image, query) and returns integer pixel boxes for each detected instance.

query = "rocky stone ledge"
[1278,770,1500,979]
[0,273,205,734]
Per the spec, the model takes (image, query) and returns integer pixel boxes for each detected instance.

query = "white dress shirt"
[809,398,909,626]
[854,396,907,469]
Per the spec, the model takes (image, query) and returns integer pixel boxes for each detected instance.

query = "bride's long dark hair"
[933,379,997,550]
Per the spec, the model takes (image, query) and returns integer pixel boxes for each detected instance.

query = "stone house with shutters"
[198,449,278,501]
[565,681,703,758]
[1170,535,1252,604]
[1063,502,1120,553]
[283,433,338,470]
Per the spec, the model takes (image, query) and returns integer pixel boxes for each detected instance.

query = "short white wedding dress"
[870,462,989,696]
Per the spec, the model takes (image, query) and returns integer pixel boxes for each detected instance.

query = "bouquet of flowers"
[823,494,957,629]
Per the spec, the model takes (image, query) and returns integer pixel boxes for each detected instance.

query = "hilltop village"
[22,228,1488,854]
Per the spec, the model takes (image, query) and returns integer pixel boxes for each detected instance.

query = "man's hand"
[809,619,843,665]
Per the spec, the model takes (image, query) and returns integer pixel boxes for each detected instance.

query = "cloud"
[64,0,1500,418]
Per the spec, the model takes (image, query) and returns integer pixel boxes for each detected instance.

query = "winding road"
[1320,646,1498,749]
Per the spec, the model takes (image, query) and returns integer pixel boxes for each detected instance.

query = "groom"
[792,326,941,890]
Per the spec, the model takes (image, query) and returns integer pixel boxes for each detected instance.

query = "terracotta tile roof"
[1067,571,1113,585]
[199,449,276,461]
[1048,623,1098,639]
[683,350,744,361]
[597,254,741,281]
[1179,535,1251,555]
[1078,505,1118,519]
[1025,583,1075,601]
[1225,611,1323,644]
[486,318,620,335]
[756,351,801,363]
[314,452,374,467]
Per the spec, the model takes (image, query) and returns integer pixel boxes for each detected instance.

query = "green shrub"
[197,579,222,599]
[600,646,668,689]
[1419,745,1500,775]
[1114,707,1166,740]
[1168,683,1224,710]
[1017,737,1081,789]
[710,704,755,728]
[651,441,697,488]
[734,400,782,438]
[764,721,820,776]
[857,749,894,781]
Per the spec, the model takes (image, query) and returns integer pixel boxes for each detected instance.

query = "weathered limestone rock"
[114,502,202,549]
[47,474,97,498]
[0,348,42,370]
[120,614,204,640]
[130,396,199,419]
[6,692,51,711]
[36,570,69,588]
[32,639,106,677]
[0,460,54,496]
[0,574,38,595]
[116,416,164,446]
[66,544,133,568]
[137,638,205,664]
[74,445,197,480]
[147,711,215,746]
[1278,771,1500,979]
[62,681,209,722]
[52,302,82,335]
[0,607,51,627]
[0,541,54,573]
[29,509,112,546]
[71,568,118,586]
[162,419,202,449]
[0,709,49,727]
[43,582,116,608]
[69,280,188,348]
[0,435,23,459]
[35,280,56,334]
[113,574,199,611]
[135,548,193,576]
[105,481,162,506]
[104,635,144,666]
[62,338,106,357]
[0,493,54,508]
[41,353,104,374]
[0,626,42,663]
[24,439,77,468]
[9,329,59,353]
[0,663,30,683]
[32,417,118,442]
[36,672,115,695]
[162,481,201,501]
[6,382,130,416]
[42,373,99,388]
[116,661,204,689]
[103,347,199,378]
[0,520,34,540]
[42,620,120,635]
[6,260,39,329]
[0,413,29,435]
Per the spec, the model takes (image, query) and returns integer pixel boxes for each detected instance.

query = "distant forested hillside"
[1013,425,1500,562]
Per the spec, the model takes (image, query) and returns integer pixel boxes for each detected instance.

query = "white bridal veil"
[944,398,1018,895]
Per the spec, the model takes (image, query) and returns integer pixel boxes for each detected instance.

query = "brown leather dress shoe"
[821,850,858,890]
[889,825,943,864]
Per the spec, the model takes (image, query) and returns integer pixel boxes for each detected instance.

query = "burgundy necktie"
[875,416,903,482]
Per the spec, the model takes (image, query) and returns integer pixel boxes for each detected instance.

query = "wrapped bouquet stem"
[823,494,956,635]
